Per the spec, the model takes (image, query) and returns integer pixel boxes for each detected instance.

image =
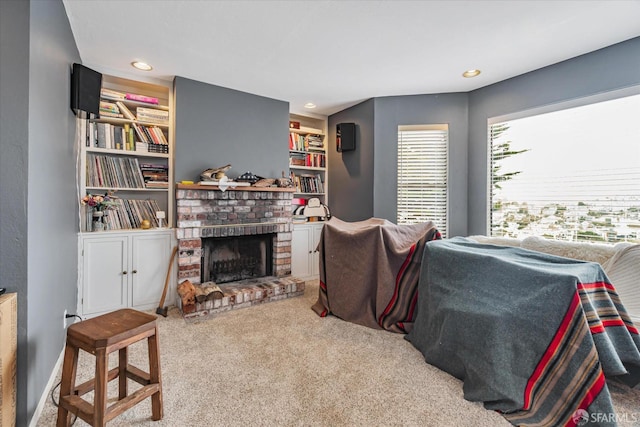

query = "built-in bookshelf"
[288,113,328,212]
[77,73,174,232]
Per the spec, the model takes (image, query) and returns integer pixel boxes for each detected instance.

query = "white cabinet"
[79,230,175,317]
[291,223,324,279]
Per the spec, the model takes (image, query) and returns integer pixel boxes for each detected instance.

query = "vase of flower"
[82,193,117,232]
[92,211,105,232]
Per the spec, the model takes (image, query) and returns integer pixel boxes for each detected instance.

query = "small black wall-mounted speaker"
[336,122,356,152]
[70,63,102,117]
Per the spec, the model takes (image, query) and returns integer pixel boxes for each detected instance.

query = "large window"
[489,93,640,243]
[397,124,448,236]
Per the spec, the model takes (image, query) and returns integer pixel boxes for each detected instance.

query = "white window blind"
[488,93,640,243]
[397,124,448,236]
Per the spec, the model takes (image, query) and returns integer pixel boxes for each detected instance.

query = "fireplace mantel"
[176,183,296,193]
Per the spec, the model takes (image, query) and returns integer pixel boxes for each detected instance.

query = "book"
[99,111,124,119]
[136,107,169,124]
[125,93,159,104]
[115,101,136,121]
[100,88,126,101]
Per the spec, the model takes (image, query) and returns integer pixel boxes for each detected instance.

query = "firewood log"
[193,285,208,303]
[177,280,196,311]
[203,284,224,300]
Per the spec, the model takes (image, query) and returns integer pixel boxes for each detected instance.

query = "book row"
[290,151,326,168]
[79,119,168,152]
[86,154,146,189]
[289,132,324,151]
[290,172,324,194]
[83,198,162,232]
[99,100,169,125]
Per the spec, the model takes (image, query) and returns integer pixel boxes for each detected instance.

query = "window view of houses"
[490,94,640,244]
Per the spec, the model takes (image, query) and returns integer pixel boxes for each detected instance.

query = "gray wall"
[327,99,375,221]
[174,77,289,184]
[373,94,469,237]
[0,0,30,422]
[1,0,80,424]
[329,38,639,239]
[467,37,640,235]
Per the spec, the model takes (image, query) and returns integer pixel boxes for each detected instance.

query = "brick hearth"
[180,276,305,322]
[175,184,300,317]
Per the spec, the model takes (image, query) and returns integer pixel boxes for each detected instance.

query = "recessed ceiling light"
[462,69,481,78]
[304,102,317,109]
[131,61,153,71]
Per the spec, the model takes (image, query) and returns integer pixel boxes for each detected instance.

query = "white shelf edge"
[289,126,324,136]
[85,187,169,192]
[85,147,169,158]
[290,166,326,171]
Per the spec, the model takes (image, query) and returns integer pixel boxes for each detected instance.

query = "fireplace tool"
[156,246,178,317]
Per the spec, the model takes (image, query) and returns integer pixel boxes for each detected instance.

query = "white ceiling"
[62,0,640,116]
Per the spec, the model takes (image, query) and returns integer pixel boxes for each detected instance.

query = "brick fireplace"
[175,184,304,320]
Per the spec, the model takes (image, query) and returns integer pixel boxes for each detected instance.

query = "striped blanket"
[406,238,640,427]
[311,217,441,332]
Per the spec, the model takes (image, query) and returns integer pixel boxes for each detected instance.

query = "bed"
[312,219,640,426]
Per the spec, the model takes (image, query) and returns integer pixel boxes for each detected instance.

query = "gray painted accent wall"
[1,0,80,424]
[327,94,469,236]
[174,77,289,185]
[327,99,375,221]
[1,0,31,424]
[373,94,469,237]
[467,37,640,235]
[27,0,81,423]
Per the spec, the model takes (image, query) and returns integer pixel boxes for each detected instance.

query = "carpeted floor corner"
[37,281,639,426]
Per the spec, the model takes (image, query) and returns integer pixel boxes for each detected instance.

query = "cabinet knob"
[132,270,138,274]
[122,271,127,275]
[308,250,312,254]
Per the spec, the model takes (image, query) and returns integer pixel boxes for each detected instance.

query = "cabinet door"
[82,236,128,316]
[130,233,172,310]
[310,224,324,277]
[291,226,312,278]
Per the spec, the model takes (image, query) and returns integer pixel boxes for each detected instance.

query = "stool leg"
[56,343,79,427]
[119,346,128,399]
[93,348,109,427]
[147,326,163,420]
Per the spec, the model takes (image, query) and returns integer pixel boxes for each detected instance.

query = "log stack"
[177,280,224,313]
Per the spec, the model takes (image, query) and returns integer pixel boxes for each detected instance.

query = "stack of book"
[100,88,126,102]
[140,163,169,189]
[99,101,123,118]
[136,107,169,125]
[306,134,324,150]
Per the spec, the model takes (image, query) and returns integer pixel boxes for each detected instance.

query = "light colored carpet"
[38,281,640,426]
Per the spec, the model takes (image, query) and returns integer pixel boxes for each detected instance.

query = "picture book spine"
[125,93,159,104]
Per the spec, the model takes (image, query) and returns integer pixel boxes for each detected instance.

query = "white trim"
[29,349,64,427]
[488,85,640,125]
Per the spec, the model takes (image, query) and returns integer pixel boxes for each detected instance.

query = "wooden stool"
[56,309,163,426]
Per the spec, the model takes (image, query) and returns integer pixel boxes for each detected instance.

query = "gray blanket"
[406,237,640,427]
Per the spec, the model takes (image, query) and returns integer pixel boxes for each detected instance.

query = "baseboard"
[29,348,64,427]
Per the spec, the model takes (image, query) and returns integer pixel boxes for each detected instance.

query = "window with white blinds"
[488,93,640,243]
[397,124,448,236]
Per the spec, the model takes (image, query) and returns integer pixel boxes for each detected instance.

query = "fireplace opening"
[201,233,274,284]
